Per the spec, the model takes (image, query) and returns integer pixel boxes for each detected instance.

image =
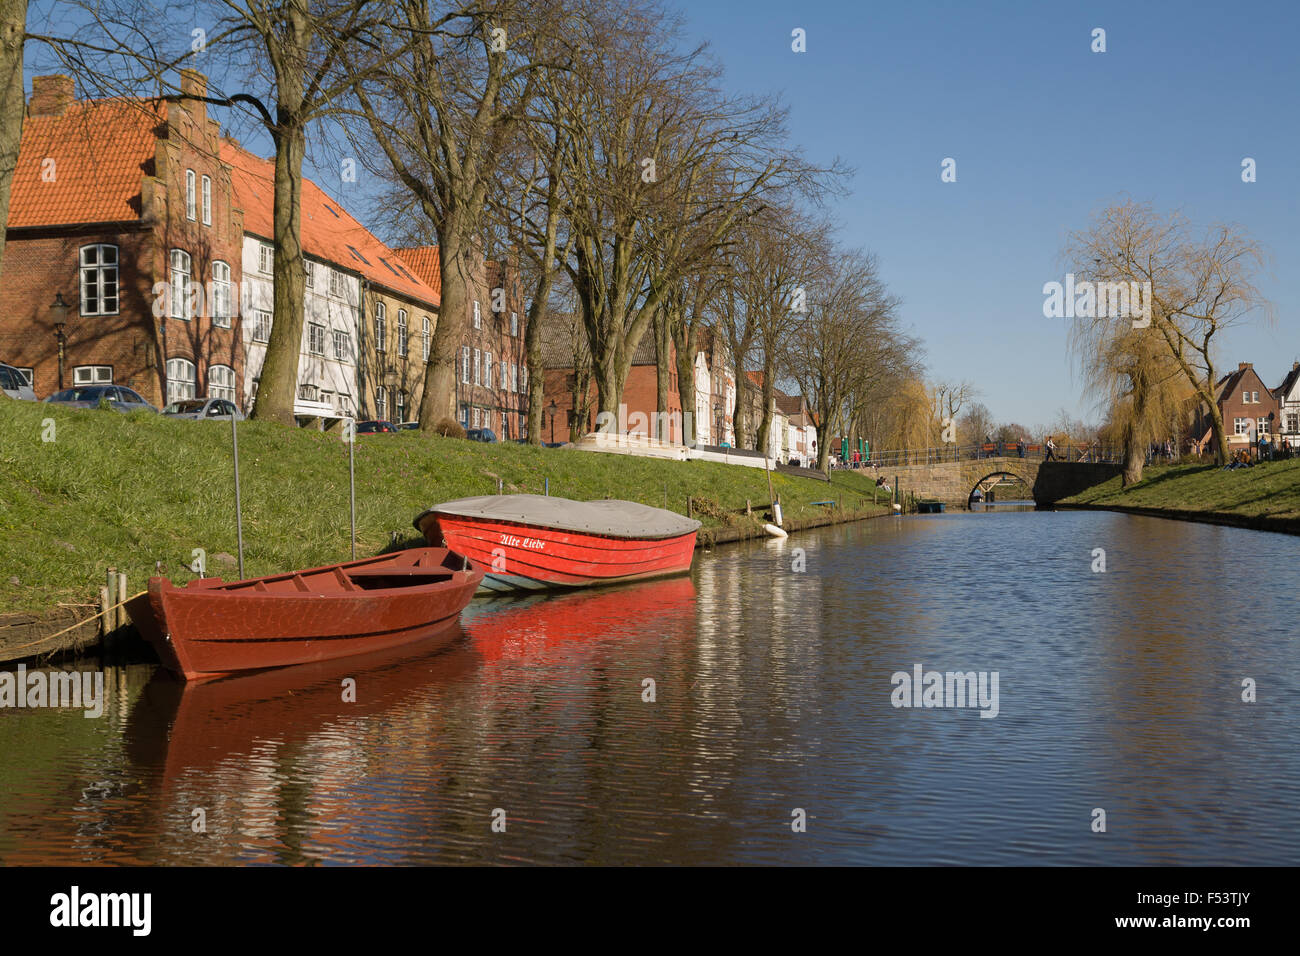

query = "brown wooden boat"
[125,548,483,681]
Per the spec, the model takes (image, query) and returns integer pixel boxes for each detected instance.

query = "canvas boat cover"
[419,495,701,541]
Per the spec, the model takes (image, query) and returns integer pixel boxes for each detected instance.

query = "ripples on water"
[1,511,1296,865]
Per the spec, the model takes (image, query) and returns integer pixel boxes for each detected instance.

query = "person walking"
[1045,437,1057,461]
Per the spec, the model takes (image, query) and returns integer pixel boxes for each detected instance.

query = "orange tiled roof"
[222,141,439,309]
[393,245,442,298]
[6,99,163,228]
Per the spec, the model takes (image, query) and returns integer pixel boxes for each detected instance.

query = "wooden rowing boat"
[125,548,483,681]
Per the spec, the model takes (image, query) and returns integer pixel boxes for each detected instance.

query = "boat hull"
[417,512,697,593]
[125,548,483,681]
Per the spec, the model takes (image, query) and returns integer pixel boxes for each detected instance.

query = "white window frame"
[169,248,192,320]
[397,309,408,356]
[1234,417,1249,435]
[201,174,212,225]
[185,169,196,220]
[73,365,113,386]
[208,364,236,402]
[485,351,492,388]
[375,386,387,420]
[253,310,272,343]
[304,260,314,290]
[211,261,232,327]
[473,348,481,385]
[333,330,351,362]
[259,243,273,274]
[166,357,196,404]
[375,301,387,352]
[329,268,342,297]
[511,312,518,336]
[473,300,481,329]
[462,346,470,383]
[511,362,518,393]
[501,360,508,390]
[79,244,119,316]
[396,390,406,423]
[308,322,326,355]
[422,317,431,361]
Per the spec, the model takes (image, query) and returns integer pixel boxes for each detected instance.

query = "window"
[397,309,408,356]
[501,360,508,389]
[298,383,319,402]
[472,406,480,428]
[253,310,272,343]
[79,244,119,315]
[460,403,469,426]
[1234,417,1250,435]
[304,261,314,289]
[461,346,470,383]
[319,390,333,411]
[308,322,325,355]
[375,386,387,420]
[473,300,481,329]
[259,243,273,274]
[169,249,192,320]
[396,390,406,423]
[502,411,508,437]
[375,302,387,352]
[510,312,518,336]
[1258,417,1269,435]
[485,351,492,388]
[473,348,481,385]
[73,365,112,385]
[338,393,353,416]
[511,362,518,393]
[329,268,342,297]
[201,175,211,225]
[212,261,232,327]
[208,365,235,402]
[333,330,351,361]
[166,357,196,404]
[1287,413,1298,434]
[1252,391,1260,403]
[521,365,528,393]
[422,317,431,361]
[185,169,196,220]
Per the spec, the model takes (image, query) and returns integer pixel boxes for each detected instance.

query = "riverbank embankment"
[1056,459,1300,535]
[0,398,888,662]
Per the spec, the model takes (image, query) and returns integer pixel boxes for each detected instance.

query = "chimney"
[179,69,207,101]
[1238,362,1251,372]
[29,75,75,117]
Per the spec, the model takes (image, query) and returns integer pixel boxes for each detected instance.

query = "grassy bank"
[1059,458,1300,533]
[0,398,887,615]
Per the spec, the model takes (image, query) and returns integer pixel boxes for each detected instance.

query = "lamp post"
[548,398,558,444]
[713,401,721,447]
[50,293,71,389]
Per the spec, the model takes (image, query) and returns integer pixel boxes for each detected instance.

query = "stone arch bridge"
[876,458,1121,506]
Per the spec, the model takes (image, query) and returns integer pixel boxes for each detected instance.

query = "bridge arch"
[968,470,1033,505]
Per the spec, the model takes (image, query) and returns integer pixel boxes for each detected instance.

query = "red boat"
[126,548,483,681]
[414,494,700,593]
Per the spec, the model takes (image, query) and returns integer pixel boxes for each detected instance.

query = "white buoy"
[763,522,788,538]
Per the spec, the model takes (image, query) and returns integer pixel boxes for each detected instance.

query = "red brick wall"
[541,362,686,443]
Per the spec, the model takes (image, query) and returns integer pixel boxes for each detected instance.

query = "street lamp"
[50,292,71,389]
[548,398,558,444]
[713,402,721,447]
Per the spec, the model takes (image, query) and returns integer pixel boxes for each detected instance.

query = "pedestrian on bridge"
[1045,437,1057,461]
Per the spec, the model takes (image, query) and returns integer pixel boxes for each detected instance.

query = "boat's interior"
[182,548,468,593]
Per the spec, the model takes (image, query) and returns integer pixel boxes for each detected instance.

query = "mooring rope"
[3,591,148,654]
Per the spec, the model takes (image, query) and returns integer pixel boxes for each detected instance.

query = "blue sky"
[675,0,1299,427]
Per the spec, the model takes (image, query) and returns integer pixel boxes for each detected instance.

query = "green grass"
[0,397,886,615]
[1060,458,1300,523]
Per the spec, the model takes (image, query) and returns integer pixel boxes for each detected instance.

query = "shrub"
[433,417,466,439]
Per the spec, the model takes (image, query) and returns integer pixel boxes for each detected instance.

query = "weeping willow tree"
[1071,308,1192,486]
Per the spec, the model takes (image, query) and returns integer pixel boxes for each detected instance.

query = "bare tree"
[0,0,25,285]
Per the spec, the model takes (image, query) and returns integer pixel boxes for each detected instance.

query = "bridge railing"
[832,443,1123,469]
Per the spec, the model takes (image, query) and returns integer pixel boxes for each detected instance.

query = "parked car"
[397,421,420,430]
[44,384,158,413]
[355,420,399,434]
[466,428,498,443]
[163,397,244,421]
[0,362,37,401]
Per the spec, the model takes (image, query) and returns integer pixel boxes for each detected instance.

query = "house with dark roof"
[1274,361,1300,449]
[1,70,245,405]
[1189,361,1280,455]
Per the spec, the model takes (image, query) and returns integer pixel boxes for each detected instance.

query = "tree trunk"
[1122,437,1144,486]
[419,227,468,426]
[524,291,545,445]
[755,354,775,458]
[1206,399,1230,465]
[673,319,697,446]
[250,116,307,425]
[653,305,672,441]
[0,0,25,287]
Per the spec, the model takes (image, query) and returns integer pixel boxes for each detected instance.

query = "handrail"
[830,442,1124,468]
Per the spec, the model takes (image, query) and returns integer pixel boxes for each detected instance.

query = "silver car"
[163,397,244,420]
[44,384,158,413]
[0,362,37,401]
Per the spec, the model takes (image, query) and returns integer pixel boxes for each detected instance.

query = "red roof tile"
[393,245,442,298]
[222,141,439,309]
[7,99,163,228]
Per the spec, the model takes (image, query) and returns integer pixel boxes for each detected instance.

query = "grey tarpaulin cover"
[416,494,701,540]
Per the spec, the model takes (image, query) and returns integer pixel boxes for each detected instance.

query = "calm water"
[2,510,1297,865]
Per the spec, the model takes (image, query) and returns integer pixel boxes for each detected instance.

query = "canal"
[1,510,1296,865]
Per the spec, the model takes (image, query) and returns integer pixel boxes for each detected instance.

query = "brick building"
[1,71,244,405]
[1190,361,1281,454]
